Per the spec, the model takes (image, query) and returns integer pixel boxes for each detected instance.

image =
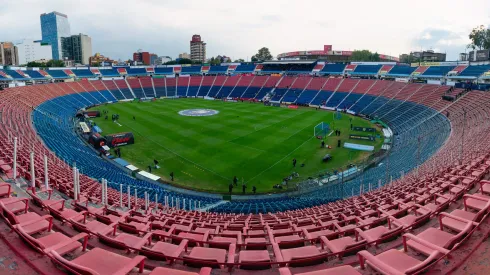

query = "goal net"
[314,122,330,138]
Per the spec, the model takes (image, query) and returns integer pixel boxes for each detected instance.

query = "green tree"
[164,60,177,65]
[349,50,382,62]
[177,58,193,65]
[468,25,490,50]
[208,57,221,66]
[251,47,273,61]
[351,50,373,61]
[27,61,45,68]
[234,59,245,63]
[46,60,65,67]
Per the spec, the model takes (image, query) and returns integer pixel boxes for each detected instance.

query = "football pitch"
[90,99,384,194]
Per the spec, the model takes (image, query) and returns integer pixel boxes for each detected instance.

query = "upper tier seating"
[209,66,228,74]
[155,67,174,75]
[100,69,121,77]
[351,65,382,76]
[181,66,202,75]
[1,73,490,274]
[320,64,346,75]
[458,65,490,78]
[420,66,455,77]
[73,70,95,78]
[23,70,47,79]
[235,65,256,73]
[385,66,416,77]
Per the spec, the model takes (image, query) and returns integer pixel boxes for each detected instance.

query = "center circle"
[178,109,219,117]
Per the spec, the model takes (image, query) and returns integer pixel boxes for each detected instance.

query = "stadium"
[2,4,490,275]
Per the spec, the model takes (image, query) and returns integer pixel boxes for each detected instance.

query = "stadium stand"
[127,68,147,76]
[385,65,416,77]
[187,76,203,96]
[241,75,268,99]
[378,65,394,75]
[23,70,47,79]
[320,64,346,75]
[229,75,254,98]
[217,75,240,98]
[114,79,135,99]
[207,75,227,97]
[456,65,490,78]
[72,69,95,78]
[295,77,328,105]
[209,66,228,74]
[1,72,490,274]
[181,66,202,75]
[235,64,256,73]
[177,76,190,96]
[4,70,30,80]
[197,75,215,97]
[420,66,456,77]
[127,78,146,98]
[100,68,121,77]
[153,78,167,97]
[166,77,177,97]
[155,67,174,75]
[412,66,429,76]
[351,65,382,76]
[102,80,126,100]
[326,79,359,108]
[46,69,70,79]
[140,76,155,97]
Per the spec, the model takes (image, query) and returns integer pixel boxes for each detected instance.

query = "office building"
[133,51,150,65]
[399,50,446,63]
[15,39,52,65]
[150,53,158,65]
[0,42,19,66]
[190,35,206,63]
[40,11,71,60]
[179,52,190,59]
[155,56,172,65]
[61,34,92,65]
[89,53,114,66]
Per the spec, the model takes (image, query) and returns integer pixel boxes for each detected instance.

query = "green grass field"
[90,99,383,194]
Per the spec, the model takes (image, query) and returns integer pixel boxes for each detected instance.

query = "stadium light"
[30,152,35,193]
[13,137,17,179]
[44,155,48,190]
[120,184,123,208]
[127,186,131,209]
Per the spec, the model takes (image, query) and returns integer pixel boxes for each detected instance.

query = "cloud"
[411,29,470,60]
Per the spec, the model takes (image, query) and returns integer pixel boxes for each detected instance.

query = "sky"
[1,0,489,61]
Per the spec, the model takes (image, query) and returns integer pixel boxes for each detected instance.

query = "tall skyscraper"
[61,34,93,65]
[0,42,19,66]
[40,11,71,60]
[190,35,206,63]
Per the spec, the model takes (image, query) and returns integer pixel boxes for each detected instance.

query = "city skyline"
[1,0,490,61]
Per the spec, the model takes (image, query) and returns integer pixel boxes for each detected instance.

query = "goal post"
[314,122,330,138]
